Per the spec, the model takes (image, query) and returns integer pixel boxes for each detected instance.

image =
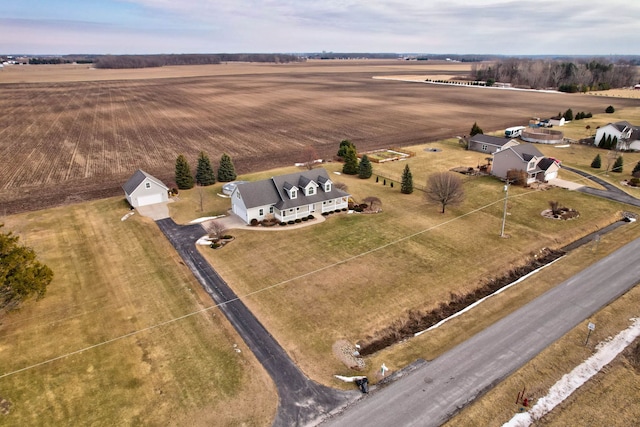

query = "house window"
[325,183,331,192]
[308,187,315,195]
[269,206,274,214]
[259,209,264,216]
[528,160,536,170]
[290,189,297,199]
[145,182,151,189]
[481,144,488,151]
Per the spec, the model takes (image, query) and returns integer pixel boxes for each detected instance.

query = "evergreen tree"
[401,164,414,194]
[217,153,237,182]
[337,139,356,158]
[590,154,602,169]
[605,105,615,113]
[612,155,623,173]
[470,122,483,137]
[632,160,640,177]
[605,135,613,150]
[358,154,373,179]
[599,134,606,147]
[175,154,194,189]
[195,151,216,186]
[612,136,619,150]
[1,224,53,313]
[342,146,359,175]
[563,108,573,121]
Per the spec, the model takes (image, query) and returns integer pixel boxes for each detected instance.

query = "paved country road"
[156,218,357,427]
[323,237,640,427]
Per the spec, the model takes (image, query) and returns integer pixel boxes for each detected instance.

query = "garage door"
[545,171,558,181]
[137,193,163,206]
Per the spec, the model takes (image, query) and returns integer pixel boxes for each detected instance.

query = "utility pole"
[500,180,510,238]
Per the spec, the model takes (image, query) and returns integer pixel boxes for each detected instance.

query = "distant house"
[594,121,640,151]
[467,134,519,154]
[231,168,350,224]
[123,169,169,207]
[492,144,560,183]
[548,116,566,127]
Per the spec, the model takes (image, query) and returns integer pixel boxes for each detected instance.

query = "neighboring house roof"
[537,157,557,171]
[469,134,513,148]
[610,121,640,141]
[122,169,168,195]
[236,169,349,210]
[497,143,544,161]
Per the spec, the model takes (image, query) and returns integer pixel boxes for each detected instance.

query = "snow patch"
[121,212,135,221]
[189,215,224,224]
[334,375,367,383]
[502,318,640,427]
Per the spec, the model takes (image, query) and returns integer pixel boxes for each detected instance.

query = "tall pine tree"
[590,154,602,169]
[175,154,194,189]
[342,146,359,175]
[195,151,216,186]
[358,155,372,179]
[401,164,414,194]
[470,122,483,137]
[612,155,623,173]
[217,153,237,182]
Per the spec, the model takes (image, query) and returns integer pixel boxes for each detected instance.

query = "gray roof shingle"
[122,169,168,195]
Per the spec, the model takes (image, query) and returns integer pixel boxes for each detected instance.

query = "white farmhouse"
[122,169,169,207]
[594,121,640,151]
[231,168,350,224]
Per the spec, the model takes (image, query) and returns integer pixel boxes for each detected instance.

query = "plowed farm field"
[1,60,637,214]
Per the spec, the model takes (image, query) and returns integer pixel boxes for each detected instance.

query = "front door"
[309,204,315,213]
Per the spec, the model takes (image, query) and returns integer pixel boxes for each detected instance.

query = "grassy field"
[0,199,276,425]
[175,140,638,390]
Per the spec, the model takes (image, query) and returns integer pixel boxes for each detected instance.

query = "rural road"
[155,218,357,427]
[323,237,640,427]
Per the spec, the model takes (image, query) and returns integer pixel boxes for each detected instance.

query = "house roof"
[122,169,168,195]
[469,134,513,147]
[497,143,544,162]
[610,121,640,141]
[236,168,349,210]
[537,157,557,171]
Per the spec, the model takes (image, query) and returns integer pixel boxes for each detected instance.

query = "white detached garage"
[123,169,169,208]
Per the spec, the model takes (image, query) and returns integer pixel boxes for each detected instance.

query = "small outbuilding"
[467,134,519,154]
[123,169,169,208]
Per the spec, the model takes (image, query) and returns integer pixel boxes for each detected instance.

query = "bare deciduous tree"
[302,145,319,170]
[425,172,465,213]
[334,182,348,192]
[207,221,227,240]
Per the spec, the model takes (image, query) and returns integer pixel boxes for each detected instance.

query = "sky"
[1,0,639,56]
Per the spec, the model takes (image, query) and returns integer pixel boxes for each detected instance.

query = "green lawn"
[0,199,276,426]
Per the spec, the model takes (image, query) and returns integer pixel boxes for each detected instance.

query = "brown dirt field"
[1,60,638,214]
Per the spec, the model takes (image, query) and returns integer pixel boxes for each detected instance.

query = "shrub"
[342,208,347,211]
[322,212,329,216]
[302,217,308,221]
[605,105,615,113]
[250,218,260,226]
[210,242,222,249]
[295,218,302,223]
[171,187,179,195]
[612,155,623,173]
[307,215,314,220]
[222,234,233,239]
[279,222,287,226]
[288,220,295,224]
[629,177,640,187]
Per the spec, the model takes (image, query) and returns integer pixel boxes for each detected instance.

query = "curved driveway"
[156,218,356,427]
[563,165,640,207]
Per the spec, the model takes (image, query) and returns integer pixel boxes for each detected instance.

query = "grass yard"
[187,140,638,388]
[0,199,276,426]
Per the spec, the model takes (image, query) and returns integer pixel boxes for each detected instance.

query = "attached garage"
[123,169,169,208]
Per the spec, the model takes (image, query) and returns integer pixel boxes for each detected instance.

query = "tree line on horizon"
[93,53,303,69]
[471,58,637,92]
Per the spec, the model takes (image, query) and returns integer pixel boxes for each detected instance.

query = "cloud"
[1,0,639,54]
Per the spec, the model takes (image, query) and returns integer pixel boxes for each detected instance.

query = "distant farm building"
[467,134,519,154]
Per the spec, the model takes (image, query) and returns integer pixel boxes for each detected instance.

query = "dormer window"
[290,188,297,199]
[145,182,151,189]
[308,186,315,196]
[528,159,536,170]
[324,182,331,192]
